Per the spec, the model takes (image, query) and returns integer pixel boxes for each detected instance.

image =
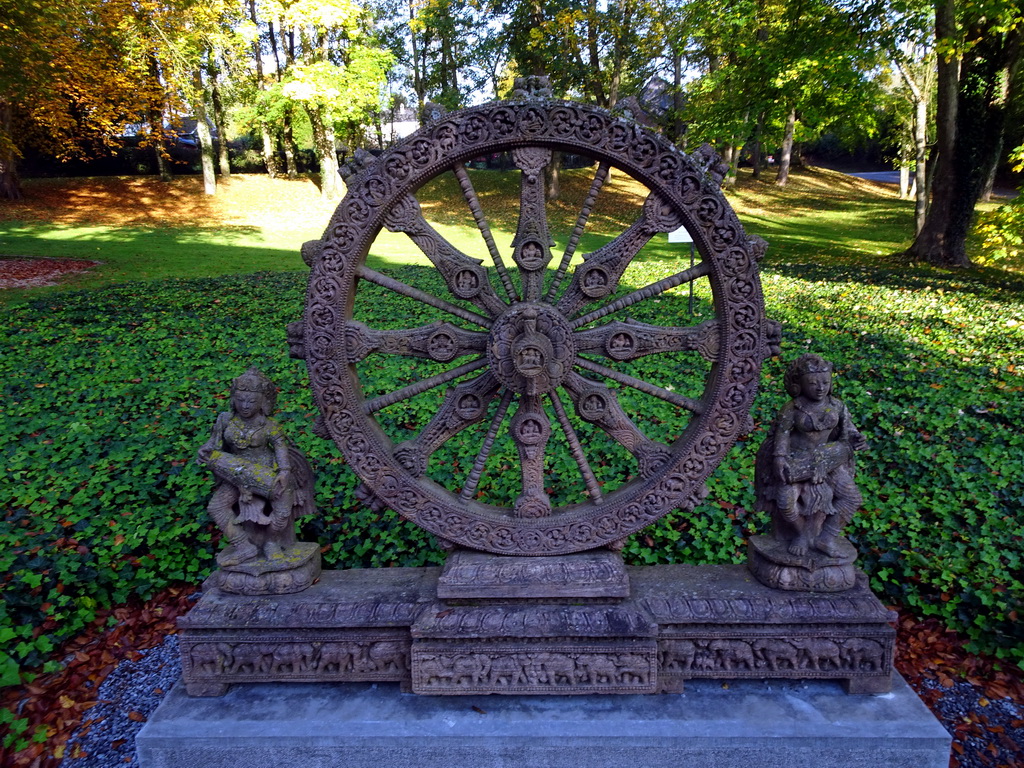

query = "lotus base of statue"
[205,541,321,595]
[747,535,858,592]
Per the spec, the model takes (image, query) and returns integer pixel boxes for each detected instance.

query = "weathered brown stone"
[437,549,629,600]
[291,81,780,556]
[749,354,869,591]
[179,564,894,697]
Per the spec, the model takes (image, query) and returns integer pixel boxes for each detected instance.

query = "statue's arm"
[838,400,868,451]
[268,421,294,492]
[772,403,796,482]
[197,412,229,463]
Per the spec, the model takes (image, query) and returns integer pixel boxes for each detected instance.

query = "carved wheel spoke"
[562,372,672,479]
[546,161,611,303]
[573,356,703,414]
[385,192,508,317]
[345,320,488,364]
[548,389,603,503]
[510,394,552,518]
[453,163,520,304]
[509,147,556,302]
[357,265,492,330]
[574,319,720,364]
[305,98,768,555]
[556,193,687,319]
[571,261,711,330]
[460,389,515,500]
[364,357,488,414]
[392,372,501,477]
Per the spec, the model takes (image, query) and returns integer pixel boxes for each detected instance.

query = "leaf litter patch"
[0,258,100,289]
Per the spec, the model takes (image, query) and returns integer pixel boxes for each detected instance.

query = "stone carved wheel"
[300,97,775,557]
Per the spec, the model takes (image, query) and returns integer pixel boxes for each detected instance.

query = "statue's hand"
[196,444,213,464]
[774,457,790,484]
[851,432,868,451]
[274,469,293,495]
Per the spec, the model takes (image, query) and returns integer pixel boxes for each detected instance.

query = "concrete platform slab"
[137,673,950,768]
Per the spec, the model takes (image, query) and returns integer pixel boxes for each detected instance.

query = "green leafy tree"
[254,0,393,200]
[680,0,882,186]
[0,0,149,199]
[975,142,1024,265]
[903,0,1024,267]
[493,0,663,107]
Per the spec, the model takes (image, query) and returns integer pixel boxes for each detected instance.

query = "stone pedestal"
[137,675,951,768]
[178,564,896,697]
[437,549,629,599]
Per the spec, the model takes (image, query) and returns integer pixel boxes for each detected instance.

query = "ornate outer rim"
[304,100,767,556]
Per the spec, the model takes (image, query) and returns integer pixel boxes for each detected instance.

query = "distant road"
[847,171,902,184]
[846,170,1018,198]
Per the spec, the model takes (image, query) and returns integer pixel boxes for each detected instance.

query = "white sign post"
[667,226,696,315]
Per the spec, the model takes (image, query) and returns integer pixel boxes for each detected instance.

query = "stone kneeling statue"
[748,353,868,592]
[196,367,320,594]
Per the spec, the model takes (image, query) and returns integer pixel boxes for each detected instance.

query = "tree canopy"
[1,0,1022,266]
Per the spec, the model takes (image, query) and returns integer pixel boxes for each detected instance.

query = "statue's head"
[784,354,833,398]
[231,367,276,417]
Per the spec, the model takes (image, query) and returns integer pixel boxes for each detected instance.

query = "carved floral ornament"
[299,98,780,556]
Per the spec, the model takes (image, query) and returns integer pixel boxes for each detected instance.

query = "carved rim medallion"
[305,99,768,555]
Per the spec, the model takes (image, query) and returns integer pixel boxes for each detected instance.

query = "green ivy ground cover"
[1,259,1023,693]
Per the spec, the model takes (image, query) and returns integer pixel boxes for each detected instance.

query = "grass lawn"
[2,167,1015,305]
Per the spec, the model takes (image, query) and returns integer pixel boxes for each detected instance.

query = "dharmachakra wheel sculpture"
[293,95,778,557]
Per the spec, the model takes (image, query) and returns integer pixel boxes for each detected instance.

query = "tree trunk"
[283,108,299,177]
[902,0,961,266]
[911,72,929,234]
[751,111,765,180]
[546,152,561,200]
[260,124,280,178]
[192,72,216,196]
[147,55,172,182]
[0,97,21,200]
[248,1,279,178]
[722,144,738,187]
[307,105,341,201]
[899,161,911,199]
[893,57,929,225]
[775,107,796,187]
[409,0,425,109]
[980,136,1001,202]
[905,8,1021,267]
[209,63,231,178]
[671,48,685,146]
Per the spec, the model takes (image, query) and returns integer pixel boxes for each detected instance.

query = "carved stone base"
[747,535,858,592]
[411,601,657,694]
[437,549,629,599]
[412,638,657,694]
[178,563,896,697]
[204,542,322,595]
[179,567,437,696]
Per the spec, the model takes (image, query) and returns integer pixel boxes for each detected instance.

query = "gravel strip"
[918,676,1024,768]
[60,636,181,767]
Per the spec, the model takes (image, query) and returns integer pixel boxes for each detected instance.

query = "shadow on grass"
[763,261,1024,299]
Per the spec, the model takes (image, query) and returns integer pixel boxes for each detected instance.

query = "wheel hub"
[488,303,575,396]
